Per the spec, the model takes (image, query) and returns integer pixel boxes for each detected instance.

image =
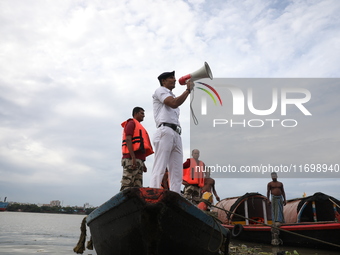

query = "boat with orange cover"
[213,192,340,250]
[86,187,230,255]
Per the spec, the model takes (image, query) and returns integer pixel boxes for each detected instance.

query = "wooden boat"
[212,192,340,250]
[86,187,230,255]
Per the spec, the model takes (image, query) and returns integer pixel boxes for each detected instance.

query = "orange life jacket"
[121,119,154,157]
[183,158,205,187]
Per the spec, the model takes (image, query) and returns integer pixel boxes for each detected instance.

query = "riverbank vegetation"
[6,203,96,215]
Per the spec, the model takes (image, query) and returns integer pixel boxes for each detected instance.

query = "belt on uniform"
[158,122,181,135]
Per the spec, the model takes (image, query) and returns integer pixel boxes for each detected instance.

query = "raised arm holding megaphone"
[178,62,213,85]
[179,62,213,125]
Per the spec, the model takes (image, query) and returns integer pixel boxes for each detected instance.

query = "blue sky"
[1,0,339,206]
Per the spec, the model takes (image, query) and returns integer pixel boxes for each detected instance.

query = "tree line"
[7,203,96,215]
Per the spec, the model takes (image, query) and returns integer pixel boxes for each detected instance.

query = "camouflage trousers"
[120,158,145,191]
[183,185,201,205]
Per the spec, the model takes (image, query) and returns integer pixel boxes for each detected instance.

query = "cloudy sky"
[1,0,339,207]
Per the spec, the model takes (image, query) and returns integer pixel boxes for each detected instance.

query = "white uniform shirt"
[153,86,180,127]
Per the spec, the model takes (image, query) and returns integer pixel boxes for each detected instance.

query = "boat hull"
[0,202,8,211]
[87,188,230,255]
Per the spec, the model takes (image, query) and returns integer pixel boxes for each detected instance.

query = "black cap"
[157,71,175,83]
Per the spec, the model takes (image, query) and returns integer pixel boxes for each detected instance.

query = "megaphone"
[179,62,213,85]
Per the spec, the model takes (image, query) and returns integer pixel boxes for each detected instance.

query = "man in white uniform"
[150,71,194,193]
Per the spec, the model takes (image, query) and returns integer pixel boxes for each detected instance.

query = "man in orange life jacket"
[182,149,206,204]
[120,107,154,191]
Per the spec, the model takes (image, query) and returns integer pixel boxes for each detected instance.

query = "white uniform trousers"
[150,125,183,193]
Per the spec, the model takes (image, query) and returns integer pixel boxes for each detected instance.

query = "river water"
[0,211,339,255]
[0,212,95,255]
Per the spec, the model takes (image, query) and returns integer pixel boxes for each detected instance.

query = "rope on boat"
[163,194,227,254]
[210,203,340,249]
[198,197,229,254]
[73,216,93,254]
[329,198,340,209]
[73,217,87,254]
[86,236,93,250]
[206,215,226,254]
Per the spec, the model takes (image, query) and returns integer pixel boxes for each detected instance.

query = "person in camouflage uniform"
[182,149,206,204]
[121,158,145,190]
[120,107,153,191]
